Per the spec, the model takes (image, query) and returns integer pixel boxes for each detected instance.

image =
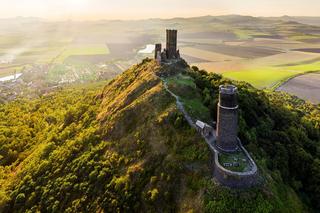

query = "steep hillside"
[0,59,210,212]
[0,59,319,212]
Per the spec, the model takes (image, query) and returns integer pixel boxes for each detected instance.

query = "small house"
[196,120,213,137]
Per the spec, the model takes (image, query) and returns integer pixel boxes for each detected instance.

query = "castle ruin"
[213,85,258,188]
[155,29,180,63]
[194,84,258,188]
[155,43,162,60]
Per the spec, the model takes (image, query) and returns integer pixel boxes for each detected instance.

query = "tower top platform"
[219,85,238,95]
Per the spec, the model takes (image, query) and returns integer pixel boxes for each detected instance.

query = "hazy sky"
[1,0,319,20]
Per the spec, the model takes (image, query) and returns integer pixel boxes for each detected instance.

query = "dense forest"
[188,65,320,210]
[0,59,319,212]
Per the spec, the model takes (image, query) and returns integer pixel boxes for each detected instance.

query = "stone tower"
[216,85,239,152]
[154,43,162,59]
[166,29,177,59]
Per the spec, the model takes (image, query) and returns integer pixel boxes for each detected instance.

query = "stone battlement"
[166,29,177,31]
[219,85,238,95]
[219,85,238,108]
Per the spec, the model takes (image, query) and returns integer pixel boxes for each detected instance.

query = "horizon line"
[1,14,320,22]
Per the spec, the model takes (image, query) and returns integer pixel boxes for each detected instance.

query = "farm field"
[175,19,320,91]
[56,44,110,63]
[277,72,320,104]
[189,43,283,58]
[221,59,320,89]
[189,51,320,88]
[184,37,320,89]
[0,15,320,103]
[223,69,296,89]
[224,54,320,88]
[180,46,243,62]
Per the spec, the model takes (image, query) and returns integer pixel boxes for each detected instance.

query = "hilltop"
[0,59,319,212]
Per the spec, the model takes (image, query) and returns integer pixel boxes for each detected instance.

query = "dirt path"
[162,79,220,152]
[162,80,196,128]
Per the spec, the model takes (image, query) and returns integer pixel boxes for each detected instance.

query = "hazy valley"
[1,15,320,103]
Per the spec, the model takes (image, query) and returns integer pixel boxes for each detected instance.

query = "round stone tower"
[216,85,239,152]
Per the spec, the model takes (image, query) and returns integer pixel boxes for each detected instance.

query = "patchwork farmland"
[1,15,320,103]
[181,38,320,90]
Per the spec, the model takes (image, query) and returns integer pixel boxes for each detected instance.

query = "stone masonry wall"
[212,139,259,188]
[216,105,238,152]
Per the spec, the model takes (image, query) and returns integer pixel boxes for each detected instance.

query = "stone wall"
[216,85,239,152]
[216,105,238,152]
[212,139,259,188]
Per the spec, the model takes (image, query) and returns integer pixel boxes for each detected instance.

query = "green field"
[56,45,109,63]
[223,69,295,89]
[223,60,320,89]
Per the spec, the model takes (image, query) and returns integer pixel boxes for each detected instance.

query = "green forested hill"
[0,59,319,212]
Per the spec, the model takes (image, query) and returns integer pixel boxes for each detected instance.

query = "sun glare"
[65,0,89,12]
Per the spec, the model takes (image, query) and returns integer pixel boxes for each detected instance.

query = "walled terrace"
[208,134,258,188]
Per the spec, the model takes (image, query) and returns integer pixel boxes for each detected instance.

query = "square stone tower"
[166,29,177,59]
[154,43,162,59]
[216,85,239,153]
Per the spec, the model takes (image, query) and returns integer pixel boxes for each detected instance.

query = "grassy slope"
[166,73,210,122]
[0,60,210,212]
[0,60,309,212]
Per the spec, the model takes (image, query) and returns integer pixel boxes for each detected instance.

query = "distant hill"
[276,16,320,26]
[1,14,319,27]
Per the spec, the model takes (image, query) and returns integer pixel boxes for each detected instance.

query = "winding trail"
[162,78,214,138]
[162,79,196,128]
[162,79,218,147]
